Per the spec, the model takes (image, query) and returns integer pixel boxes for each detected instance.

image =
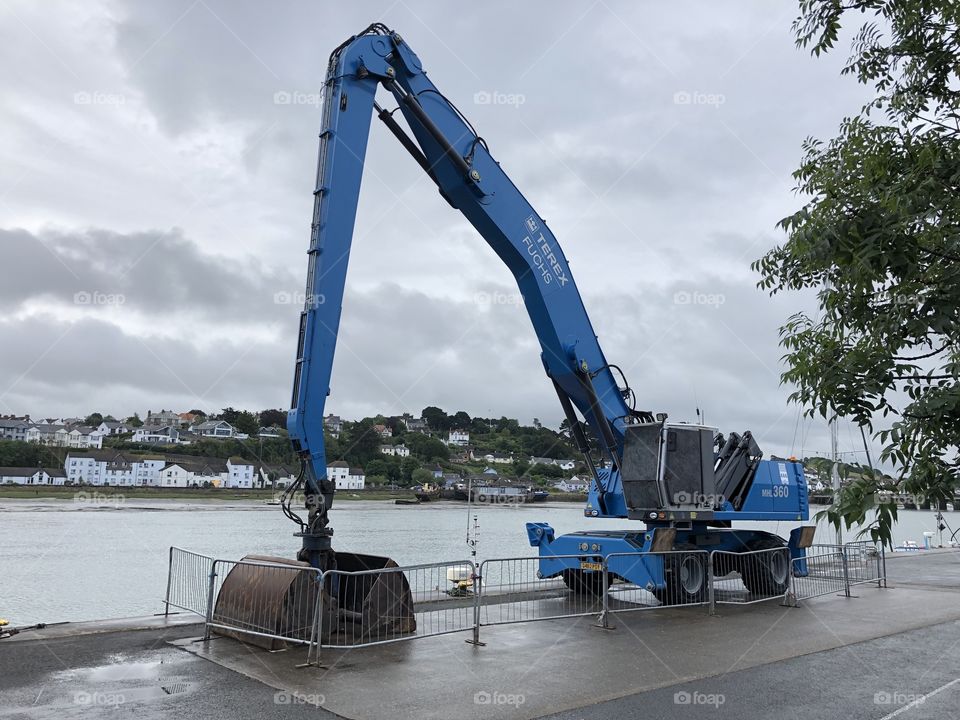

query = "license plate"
[579,561,603,571]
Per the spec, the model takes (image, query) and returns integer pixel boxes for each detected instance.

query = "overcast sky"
[0,1,879,461]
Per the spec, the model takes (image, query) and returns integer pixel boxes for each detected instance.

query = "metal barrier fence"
[604,550,711,615]
[786,547,849,605]
[840,541,886,588]
[163,540,886,653]
[477,555,605,627]
[164,546,215,616]
[203,558,323,653]
[319,561,477,648]
[712,547,792,606]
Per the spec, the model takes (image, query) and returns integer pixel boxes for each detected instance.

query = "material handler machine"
[215,24,811,642]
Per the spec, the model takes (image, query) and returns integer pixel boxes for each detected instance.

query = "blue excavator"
[215,25,811,641]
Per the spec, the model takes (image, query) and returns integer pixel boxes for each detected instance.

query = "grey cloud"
[1,227,300,321]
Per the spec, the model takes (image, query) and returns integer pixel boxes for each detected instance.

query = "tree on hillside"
[341,419,382,467]
[233,411,259,436]
[754,0,960,545]
[259,408,287,428]
[451,410,471,429]
[84,413,103,426]
[405,433,450,461]
[126,413,143,428]
[421,406,450,432]
[188,409,207,419]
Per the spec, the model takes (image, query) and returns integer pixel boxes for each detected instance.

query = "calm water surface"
[1,498,954,625]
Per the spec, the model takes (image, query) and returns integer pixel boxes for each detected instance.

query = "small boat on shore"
[394,498,420,506]
[414,483,441,502]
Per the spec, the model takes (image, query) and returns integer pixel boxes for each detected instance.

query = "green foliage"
[411,467,434,485]
[84,413,103,426]
[404,433,449,461]
[258,408,287,428]
[126,413,143,428]
[755,0,960,545]
[0,440,63,468]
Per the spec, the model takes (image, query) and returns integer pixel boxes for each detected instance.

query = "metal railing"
[203,558,323,653]
[604,550,711,615]
[786,547,849,605]
[164,547,215,616]
[711,547,792,606]
[162,539,886,653]
[319,560,477,648]
[477,555,605,628]
[840,541,885,588]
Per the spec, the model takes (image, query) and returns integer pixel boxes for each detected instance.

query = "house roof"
[349,468,364,476]
[194,420,233,430]
[328,460,349,468]
[0,467,41,477]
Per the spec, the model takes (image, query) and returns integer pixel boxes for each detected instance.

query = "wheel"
[562,569,608,596]
[477,494,487,503]
[652,548,707,605]
[740,537,790,596]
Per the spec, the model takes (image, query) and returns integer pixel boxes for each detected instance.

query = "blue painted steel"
[288,27,629,497]
[287,27,812,574]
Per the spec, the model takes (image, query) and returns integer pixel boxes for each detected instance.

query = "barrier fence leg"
[880,545,887,588]
[841,551,851,598]
[466,569,485,646]
[163,546,174,617]
[708,552,717,616]
[300,574,325,668]
[202,563,218,641]
[597,563,613,630]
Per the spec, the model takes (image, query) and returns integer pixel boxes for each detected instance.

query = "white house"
[557,459,576,471]
[66,426,103,449]
[26,425,68,446]
[326,461,365,490]
[132,426,184,445]
[224,458,255,489]
[379,443,410,458]
[95,421,132,436]
[553,475,590,493]
[373,424,392,438]
[0,467,65,485]
[192,420,237,439]
[447,429,470,447]
[158,463,194,488]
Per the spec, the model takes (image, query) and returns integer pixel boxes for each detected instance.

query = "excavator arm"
[286,25,641,566]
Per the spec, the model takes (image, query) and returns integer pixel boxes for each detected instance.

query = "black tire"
[562,568,608,596]
[740,537,790,596]
[652,548,707,606]
[477,494,487,503]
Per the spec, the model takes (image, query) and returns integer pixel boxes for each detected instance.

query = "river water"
[1,499,955,626]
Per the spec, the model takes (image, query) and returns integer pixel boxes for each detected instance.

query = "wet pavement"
[2,551,959,719]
